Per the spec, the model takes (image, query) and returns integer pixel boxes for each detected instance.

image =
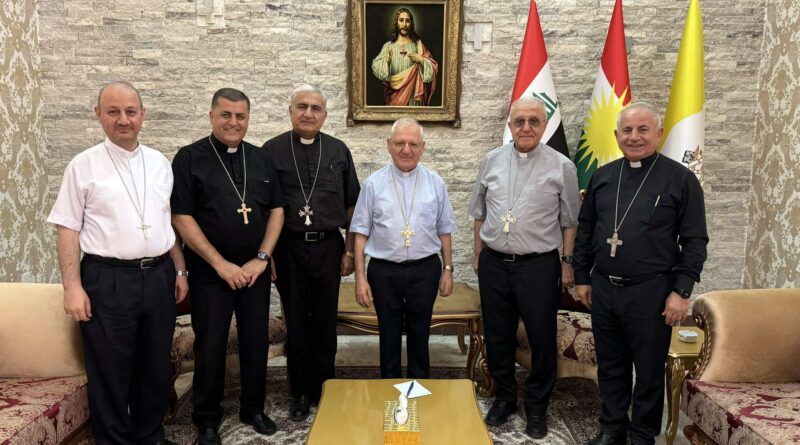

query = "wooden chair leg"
[457,324,468,355]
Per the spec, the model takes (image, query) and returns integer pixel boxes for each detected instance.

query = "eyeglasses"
[510,118,544,129]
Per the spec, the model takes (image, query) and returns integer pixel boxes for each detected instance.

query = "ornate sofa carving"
[681,289,800,445]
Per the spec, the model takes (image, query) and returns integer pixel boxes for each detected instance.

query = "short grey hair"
[97,81,143,108]
[291,83,327,109]
[509,96,547,117]
[617,101,662,129]
[389,117,424,141]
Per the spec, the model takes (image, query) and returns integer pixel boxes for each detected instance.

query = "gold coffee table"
[305,378,492,444]
[665,326,704,445]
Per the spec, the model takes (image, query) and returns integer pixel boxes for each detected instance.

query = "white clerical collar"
[227,146,238,154]
[629,160,642,168]
[105,138,140,159]
[512,142,540,159]
[391,164,418,178]
[300,137,315,145]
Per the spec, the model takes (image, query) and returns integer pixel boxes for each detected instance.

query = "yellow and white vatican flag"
[660,0,705,180]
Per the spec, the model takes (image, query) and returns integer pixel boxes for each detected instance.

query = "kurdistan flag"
[574,0,631,190]
[502,0,570,159]
[660,0,705,180]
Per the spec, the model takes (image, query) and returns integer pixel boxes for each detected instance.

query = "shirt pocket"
[317,160,346,197]
[648,193,678,226]
[250,176,275,208]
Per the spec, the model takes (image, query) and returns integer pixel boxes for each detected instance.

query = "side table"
[665,326,704,445]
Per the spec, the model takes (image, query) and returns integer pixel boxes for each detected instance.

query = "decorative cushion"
[171,314,287,363]
[517,310,597,366]
[0,376,89,444]
[682,379,800,445]
[0,284,84,378]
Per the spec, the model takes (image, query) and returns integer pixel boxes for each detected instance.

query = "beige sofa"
[0,283,90,444]
[681,289,800,445]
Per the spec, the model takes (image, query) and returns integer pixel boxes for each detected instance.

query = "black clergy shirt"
[171,135,287,282]
[573,153,708,293]
[262,131,360,233]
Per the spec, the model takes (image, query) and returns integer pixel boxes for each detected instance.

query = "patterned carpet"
[164,366,600,444]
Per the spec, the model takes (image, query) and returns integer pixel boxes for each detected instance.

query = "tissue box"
[383,400,420,445]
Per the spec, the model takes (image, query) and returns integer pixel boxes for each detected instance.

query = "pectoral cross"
[237,202,252,225]
[138,223,151,240]
[606,231,623,257]
[500,210,516,233]
[299,205,313,226]
[401,224,415,247]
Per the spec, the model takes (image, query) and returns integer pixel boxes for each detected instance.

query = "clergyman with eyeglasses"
[467,96,581,439]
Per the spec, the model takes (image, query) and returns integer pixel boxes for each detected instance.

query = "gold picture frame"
[346,0,463,127]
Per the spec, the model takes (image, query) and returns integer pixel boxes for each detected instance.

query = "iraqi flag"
[574,0,631,190]
[660,0,705,181]
[502,1,569,159]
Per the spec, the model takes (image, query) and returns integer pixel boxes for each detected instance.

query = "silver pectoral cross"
[237,202,252,225]
[299,205,313,226]
[401,224,415,247]
[138,223,152,240]
[606,231,623,257]
[500,210,517,233]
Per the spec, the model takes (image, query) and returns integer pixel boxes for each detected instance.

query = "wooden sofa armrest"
[689,288,800,382]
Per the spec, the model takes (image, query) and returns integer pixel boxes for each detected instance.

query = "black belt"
[283,230,339,242]
[84,253,168,269]
[597,271,667,287]
[371,254,436,267]
[485,247,556,263]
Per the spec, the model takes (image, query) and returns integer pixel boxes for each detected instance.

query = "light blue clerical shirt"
[350,163,457,263]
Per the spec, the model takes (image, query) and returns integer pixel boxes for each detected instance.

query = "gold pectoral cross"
[501,210,517,233]
[606,231,623,257]
[299,205,313,226]
[237,202,252,225]
[138,223,151,240]
[401,224,415,247]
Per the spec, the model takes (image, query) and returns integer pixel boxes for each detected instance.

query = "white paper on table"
[393,380,432,399]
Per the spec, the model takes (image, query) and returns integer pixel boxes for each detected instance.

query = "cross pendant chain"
[237,202,252,225]
[299,205,313,226]
[138,223,152,240]
[501,210,517,233]
[606,231,624,257]
[401,224,415,247]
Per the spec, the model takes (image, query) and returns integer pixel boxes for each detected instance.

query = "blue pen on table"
[406,381,415,397]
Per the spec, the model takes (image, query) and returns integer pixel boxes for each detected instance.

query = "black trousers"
[274,233,343,400]
[79,255,176,445]
[478,249,560,416]
[591,273,673,445]
[190,275,269,428]
[368,255,442,379]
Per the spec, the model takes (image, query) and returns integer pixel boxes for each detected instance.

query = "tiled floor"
[177,334,691,444]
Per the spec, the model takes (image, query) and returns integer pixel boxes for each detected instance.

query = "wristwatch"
[176,270,189,277]
[256,251,271,262]
[561,255,573,264]
[443,265,453,272]
[673,287,691,299]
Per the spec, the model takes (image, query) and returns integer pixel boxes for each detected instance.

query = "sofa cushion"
[682,379,800,445]
[0,375,89,444]
[0,283,84,378]
[517,310,597,366]
[171,314,287,362]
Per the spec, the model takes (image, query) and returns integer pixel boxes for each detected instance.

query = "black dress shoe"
[240,412,278,435]
[525,414,548,439]
[196,427,221,445]
[587,430,627,445]
[484,400,517,426]
[291,395,311,421]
